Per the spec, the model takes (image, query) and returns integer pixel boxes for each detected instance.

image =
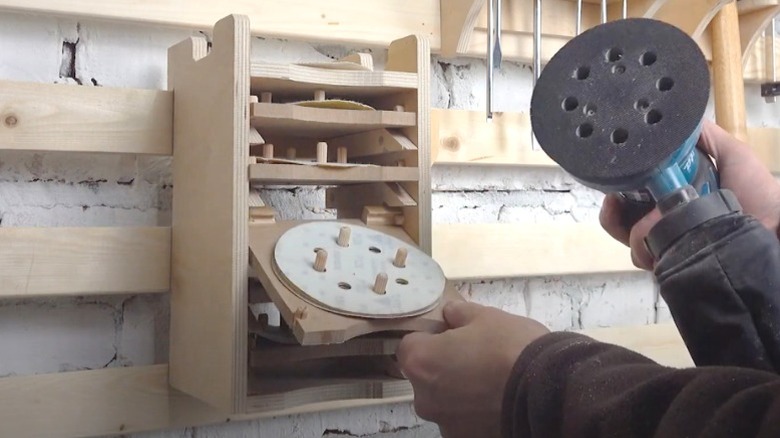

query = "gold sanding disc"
[273,221,446,319]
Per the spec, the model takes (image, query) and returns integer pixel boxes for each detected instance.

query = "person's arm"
[655,212,780,373]
[502,331,780,438]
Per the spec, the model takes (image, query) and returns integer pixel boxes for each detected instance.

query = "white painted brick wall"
[0,10,778,438]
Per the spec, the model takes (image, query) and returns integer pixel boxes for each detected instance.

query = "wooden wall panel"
[0,227,170,298]
[0,80,172,155]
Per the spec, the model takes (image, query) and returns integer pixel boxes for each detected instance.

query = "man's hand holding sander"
[396,121,780,437]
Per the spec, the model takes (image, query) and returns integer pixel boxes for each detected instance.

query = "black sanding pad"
[530,18,710,188]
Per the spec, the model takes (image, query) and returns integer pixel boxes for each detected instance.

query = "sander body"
[530,18,741,260]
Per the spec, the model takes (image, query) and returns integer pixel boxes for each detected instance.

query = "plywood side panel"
[0,0,439,48]
[167,15,249,413]
[0,80,172,155]
[434,223,638,280]
[386,35,432,255]
[0,227,170,298]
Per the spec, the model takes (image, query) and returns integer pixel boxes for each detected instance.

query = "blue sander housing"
[530,18,742,260]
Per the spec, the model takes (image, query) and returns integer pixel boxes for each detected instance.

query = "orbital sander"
[530,18,742,261]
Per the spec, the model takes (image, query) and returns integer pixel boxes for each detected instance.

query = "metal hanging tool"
[601,0,607,23]
[533,0,541,84]
[623,0,628,19]
[762,18,778,103]
[576,0,583,35]
[487,0,502,120]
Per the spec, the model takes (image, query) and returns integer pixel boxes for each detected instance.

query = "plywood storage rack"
[0,2,776,436]
[0,13,464,438]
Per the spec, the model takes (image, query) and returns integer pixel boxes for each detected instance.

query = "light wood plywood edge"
[0,80,172,155]
[167,15,249,413]
[433,223,638,280]
[248,163,420,185]
[578,323,693,368]
[0,226,169,298]
[251,63,417,95]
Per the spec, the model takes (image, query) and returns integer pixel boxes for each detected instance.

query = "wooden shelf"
[248,163,419,185]
[251,63,417,101]
[0,226,170,298]
[250,102,416,138]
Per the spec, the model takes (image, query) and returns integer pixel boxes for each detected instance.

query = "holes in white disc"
[640,51,657,66]
[657,77,674,92]
[576,123,594,139]
[396,278,409,285]
[611,129,629,145]
[646,109,663,125]
[573,65,590,80]
[562,97,579,112]
[369,247,382,254]
[339,282,352,290]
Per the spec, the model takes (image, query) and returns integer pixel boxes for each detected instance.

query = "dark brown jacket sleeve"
[501,332,780,438]
[501,212,780,437]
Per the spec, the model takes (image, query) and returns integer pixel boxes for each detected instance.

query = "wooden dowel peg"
[393,248,408,268]
[317,142,328,163]
[373,272,388,295]
[286,147,297,159]
[338,226,351,247]
[249,95,259,103]
[314,89,326,101]
[314,249,328,272]
[394,105,405,112]
[337,147,348,164]
[262,143,274,159]
[260,92,273,103]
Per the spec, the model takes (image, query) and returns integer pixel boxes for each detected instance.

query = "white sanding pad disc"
[273,222,446,318]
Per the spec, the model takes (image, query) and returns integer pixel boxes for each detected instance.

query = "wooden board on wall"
[0,227,170,298]
[432,108,780,173]
[0,80,172,155]
[432,108,554,166]
[0,365,227,438]
[167,15,249,414]
[433,222,638,280]
[0,0,440,48]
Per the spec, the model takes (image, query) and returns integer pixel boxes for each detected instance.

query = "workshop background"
[1,10,779,438]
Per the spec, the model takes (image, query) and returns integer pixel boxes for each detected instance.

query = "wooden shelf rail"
[250,102,417,138]
[248,163,420,185]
